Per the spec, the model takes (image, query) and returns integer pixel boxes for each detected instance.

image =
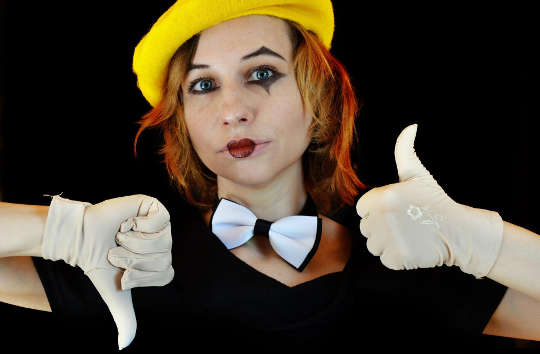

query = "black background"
[0,1,537,351]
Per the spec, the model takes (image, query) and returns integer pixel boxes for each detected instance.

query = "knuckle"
[381,253,401,270]
[164,222,172,234]
[359,219,369,237]
[167,266,175,282]
[157,223,172,238]
[367,238,382,256]
[115,232,126,245]
[152,268,174,287]
[154,255,171,271]
[380,187,399,206]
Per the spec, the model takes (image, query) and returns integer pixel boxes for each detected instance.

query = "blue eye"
[189,78,215,93]
[249,67,274,82]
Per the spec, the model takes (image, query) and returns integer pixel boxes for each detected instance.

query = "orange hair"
[133,18,368,215]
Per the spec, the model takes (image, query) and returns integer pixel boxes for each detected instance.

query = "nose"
[217,84,255,127]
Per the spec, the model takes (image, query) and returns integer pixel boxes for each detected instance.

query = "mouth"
[220,138,271,158]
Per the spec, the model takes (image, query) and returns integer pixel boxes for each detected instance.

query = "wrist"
[453,203,504,279]
[42,195,92,266]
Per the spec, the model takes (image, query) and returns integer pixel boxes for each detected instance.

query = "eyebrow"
[241,46,285,61]
[187,46,286,73]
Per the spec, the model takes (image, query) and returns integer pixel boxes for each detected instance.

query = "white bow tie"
[210,197,322,272]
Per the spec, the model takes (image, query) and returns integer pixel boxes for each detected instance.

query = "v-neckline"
[204,218,351,289]
[198,196,354,289]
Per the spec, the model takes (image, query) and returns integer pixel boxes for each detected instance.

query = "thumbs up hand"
[42,194,173,350]
[356,124,504,279]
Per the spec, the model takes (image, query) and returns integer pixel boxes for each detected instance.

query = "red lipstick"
[218,138,270,152]
[219,138,271,159]
[228,138,256,158]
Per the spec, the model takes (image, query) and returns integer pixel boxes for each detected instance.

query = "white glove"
[42,194,173,350]
[107,205,173,291]
[355,124,504,279]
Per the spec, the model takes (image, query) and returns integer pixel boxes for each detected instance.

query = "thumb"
[119,196,170,233]
[394,123,432,182]
[86,268,137,350]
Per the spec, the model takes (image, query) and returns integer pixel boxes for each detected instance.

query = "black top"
[31,190,510,352]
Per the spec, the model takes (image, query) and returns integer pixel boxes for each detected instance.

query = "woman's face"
[182,15,312,188]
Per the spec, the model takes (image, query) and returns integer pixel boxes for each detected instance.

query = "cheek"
[183,96,218,142]
[272,86,311,141]
[183,113,208,154]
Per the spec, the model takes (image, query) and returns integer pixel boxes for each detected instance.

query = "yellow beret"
[132,0,335,107]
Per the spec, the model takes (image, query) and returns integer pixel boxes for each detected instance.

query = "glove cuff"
[457,204,504,279]
[42,195,92,266]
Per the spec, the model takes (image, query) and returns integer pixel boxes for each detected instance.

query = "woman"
[1,0,538,352]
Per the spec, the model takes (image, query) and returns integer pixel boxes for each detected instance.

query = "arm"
[483,287,540,341]
[0,202,52,311]
[1,195,173,350]
[0,256,51,311]
[355,124,540,341]
[0,202,48,258]
[487,220,540,302]
[482,220,540,341]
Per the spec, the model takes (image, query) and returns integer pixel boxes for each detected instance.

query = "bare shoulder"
[0,256,52,312]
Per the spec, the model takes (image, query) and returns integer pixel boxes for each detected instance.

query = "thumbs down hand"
[42,194,173,350]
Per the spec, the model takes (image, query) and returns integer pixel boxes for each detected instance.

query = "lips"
[227,138,256,158]
[220,138,270,158]
[227,138,256,149]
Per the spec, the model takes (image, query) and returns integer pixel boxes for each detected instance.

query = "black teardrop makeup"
[247,66,285,95]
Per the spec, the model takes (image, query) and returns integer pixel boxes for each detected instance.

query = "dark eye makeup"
[187,65,284,95]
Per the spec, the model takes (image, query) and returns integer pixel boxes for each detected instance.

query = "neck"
[215,159,307,222]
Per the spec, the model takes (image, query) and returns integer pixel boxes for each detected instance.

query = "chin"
[218,168,278,188]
